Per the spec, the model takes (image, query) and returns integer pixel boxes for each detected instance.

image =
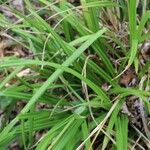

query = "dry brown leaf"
[140,40,150,64]
[119,67,137,87]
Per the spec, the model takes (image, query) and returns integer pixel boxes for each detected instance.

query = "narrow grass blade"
[115,114,128,150]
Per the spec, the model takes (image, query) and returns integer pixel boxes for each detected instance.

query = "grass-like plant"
[0,0,150,149]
